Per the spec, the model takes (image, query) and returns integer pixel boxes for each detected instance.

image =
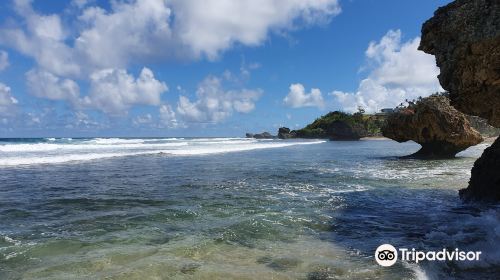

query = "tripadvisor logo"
[375,244,398,266]
[374,244,482,267]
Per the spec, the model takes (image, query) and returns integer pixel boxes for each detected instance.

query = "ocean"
[0,137,498,279]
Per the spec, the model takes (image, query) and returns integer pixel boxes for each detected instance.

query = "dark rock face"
[249,132,275,139]
[460,137,500,202]
[382,95,483,158]
[278,127,297,139]
[419,0,500,201]
[327,120,367,140]
[419,0,500,127]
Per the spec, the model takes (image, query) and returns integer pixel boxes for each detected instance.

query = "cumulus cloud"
[0,83,18,116]
[0,50,9,71]
[159,104,179,128]
[284,83,324,108]
[83,67,168,115]
[176,76,262,123]
[26,69,80,104]
[1,0,341,75]
[171,0,341,59]
[0,0,81,77]
[75,0,176,70]
[332,30,442,113]
[0,0,340,120]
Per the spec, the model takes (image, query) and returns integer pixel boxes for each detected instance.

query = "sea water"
[0,138,498,279]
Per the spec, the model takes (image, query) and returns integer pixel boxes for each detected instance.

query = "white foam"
[0,142,188,152]
[167,141,323,155]
[85,138,148,144]
[403,262,429,280]
[0,139,326,166]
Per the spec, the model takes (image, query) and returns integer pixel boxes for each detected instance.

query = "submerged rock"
[420,0,500,200]
[460,137,500,202]
[382,95,483,158]
[419,0,500,127]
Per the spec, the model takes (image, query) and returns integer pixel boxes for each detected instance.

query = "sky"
[0,0,451,137]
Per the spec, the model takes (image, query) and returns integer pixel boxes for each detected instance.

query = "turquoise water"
[0,138,498,279]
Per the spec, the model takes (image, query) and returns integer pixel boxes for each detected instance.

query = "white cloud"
[176,76,262,123]
[0,0,341,125]
[284,83,324,108]
[0,0,81,77]
[26,69,80,104]
[171,0,341,59]
[75,0,175,70]
[1,0,341,74]
[0,83,18,116]
[0,50,9,71]
[83,67,168,115]
[159,104,179,128]
[133,113,153,126]
[333,30,442,113]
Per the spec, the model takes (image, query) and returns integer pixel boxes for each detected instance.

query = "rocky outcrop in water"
[382,95,483,158]
[460,137,500,202]
[278,127,297,139]
[419,0,500,127]
[246,132,275,139]
[419,0,500,200]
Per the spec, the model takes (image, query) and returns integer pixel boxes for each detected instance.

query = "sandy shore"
[484,136,498,143]
[360,136,389,140]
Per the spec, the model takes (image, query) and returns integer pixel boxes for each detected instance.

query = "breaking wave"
[0,138,325,167]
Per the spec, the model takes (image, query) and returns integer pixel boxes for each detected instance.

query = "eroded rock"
[419,0,500,127]
[278,127,297,139]
[382,95,483,158]
[420,0,500,201]
[460,137,500,202]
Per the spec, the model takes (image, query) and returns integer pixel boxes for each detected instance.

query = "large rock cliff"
[460,137,500,202]
[382,95,483,158]
[419,0,500,126]
[419,0,500,201]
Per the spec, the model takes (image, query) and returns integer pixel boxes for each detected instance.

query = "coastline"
[360,136,389,141]
[484,136,498,144]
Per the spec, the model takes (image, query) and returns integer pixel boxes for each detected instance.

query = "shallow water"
[0,138,498,279]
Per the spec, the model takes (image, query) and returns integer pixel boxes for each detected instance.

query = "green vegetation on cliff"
[282,94,499,141]
[294,110,386,139]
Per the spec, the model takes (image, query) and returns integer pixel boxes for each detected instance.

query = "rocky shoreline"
[246,0,500,202]
[419,0,500,202]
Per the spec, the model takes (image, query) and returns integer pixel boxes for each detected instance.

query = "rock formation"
[326,120,367,140]
[459,137,500,202]
[419,0,500,126]
[419,0,500,200]
[246,132,275,139]
[278,127,297,139]
[382,95,483,158]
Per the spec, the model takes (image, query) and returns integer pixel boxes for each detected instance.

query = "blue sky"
[0,0,450,137]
